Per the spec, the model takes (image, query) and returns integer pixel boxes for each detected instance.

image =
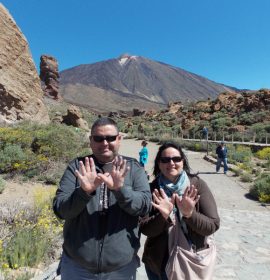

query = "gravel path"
[120,139,270,280]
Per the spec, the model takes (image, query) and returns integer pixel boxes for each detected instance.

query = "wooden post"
[206,133,209,156]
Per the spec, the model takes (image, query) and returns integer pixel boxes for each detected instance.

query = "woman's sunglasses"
[160,156,182,163]
[92,135,118,143]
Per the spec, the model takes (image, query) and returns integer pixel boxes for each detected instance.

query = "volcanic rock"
[40,55,60,100]
[0,4,49,125]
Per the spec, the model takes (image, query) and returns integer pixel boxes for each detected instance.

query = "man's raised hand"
[75,157,102,194]
[97,156,129,191]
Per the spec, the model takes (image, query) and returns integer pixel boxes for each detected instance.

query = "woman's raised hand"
[174,185,200,218]
[152,188,174,220]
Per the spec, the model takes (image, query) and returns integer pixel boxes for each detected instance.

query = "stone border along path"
[35,138,270,280]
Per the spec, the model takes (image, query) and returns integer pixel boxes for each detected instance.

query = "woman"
[140,141,220,280]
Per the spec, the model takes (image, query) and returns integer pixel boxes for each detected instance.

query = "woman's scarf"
[158,170,190,198]
[158,171,191,234]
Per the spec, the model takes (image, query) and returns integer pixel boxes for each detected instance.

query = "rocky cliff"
[0,4,49,125]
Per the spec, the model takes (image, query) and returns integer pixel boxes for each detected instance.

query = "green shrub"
[148,136,160,143]
[261,159,270,169]
[240,172,253,183]
[0,123,89,179]
[0,176,6,194]
[0,186,63,271]
[230,145,252,163]
[249,174,270,202]
[37,161,67,185]
[4,227,49,268]
[31,124,88,161]
[237,162,253,173]
[0,144,35,173]
[256,147,270,160]
[252,167,262,177]
[231,167,243,177]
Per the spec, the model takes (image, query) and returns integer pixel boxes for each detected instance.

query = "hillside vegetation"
[117,89,270,143]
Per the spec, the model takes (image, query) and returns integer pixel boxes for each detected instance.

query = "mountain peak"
[118,53,138,66]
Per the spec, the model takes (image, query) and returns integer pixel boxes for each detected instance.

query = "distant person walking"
[216,141,228,174]
[202,126,208,140]
[139,140,149,169]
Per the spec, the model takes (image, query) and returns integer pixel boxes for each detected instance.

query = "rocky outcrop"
[133,108,145,117]
[211,91,270,115]
[62,105,89,130]
[0,4,49,125]
[136,89,270,132]
[40,55,60,100]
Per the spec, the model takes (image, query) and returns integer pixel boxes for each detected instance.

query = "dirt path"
[120,138,270,280]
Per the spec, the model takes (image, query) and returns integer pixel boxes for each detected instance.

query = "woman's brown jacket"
[139,175,220,277]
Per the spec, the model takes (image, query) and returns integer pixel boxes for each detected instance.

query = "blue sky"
[2,0,270,90]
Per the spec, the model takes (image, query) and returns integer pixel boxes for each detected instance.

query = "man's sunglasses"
[160,156,182,163]
[91,135,118,143]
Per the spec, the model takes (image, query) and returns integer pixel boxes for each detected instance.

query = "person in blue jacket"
[139,140,149,168]
[216,141,228,174]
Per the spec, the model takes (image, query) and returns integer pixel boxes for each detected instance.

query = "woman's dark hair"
[153,141,192,178]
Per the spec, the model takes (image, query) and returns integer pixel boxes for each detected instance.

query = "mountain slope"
[59,55,238,112]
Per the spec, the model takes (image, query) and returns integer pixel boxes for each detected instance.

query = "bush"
[230,145,252,163]
[0,186,63,272]
[236,162,253,173]
[0,144,34,173]
[231,167,243,177]
[37,160,67,185]
[249,174,270,202]
[261,159,270,169]
[4,227,49,268]
[0,176,6,194]
[0,123,89,179]
[256,147,270,160]
[240,172,253,183]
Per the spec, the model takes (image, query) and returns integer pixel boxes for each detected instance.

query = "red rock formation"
[40,55,60,100]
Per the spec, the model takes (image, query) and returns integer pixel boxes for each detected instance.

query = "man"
[202,126,208,140]
[216,141,228,174]
[53,117,151,280]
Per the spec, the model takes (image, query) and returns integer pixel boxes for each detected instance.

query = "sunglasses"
[160,156,182,163]
[91,135,118,143]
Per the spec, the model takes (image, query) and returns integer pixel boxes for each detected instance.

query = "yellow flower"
[2,263,9,269]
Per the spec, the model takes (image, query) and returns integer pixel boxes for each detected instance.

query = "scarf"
[158,170,190,198]
[159,171,190,233]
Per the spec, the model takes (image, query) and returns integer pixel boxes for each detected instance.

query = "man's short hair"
[91,117,119,134]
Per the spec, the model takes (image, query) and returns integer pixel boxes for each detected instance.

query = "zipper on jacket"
[97,238,104,272]
[97,165,110,273]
